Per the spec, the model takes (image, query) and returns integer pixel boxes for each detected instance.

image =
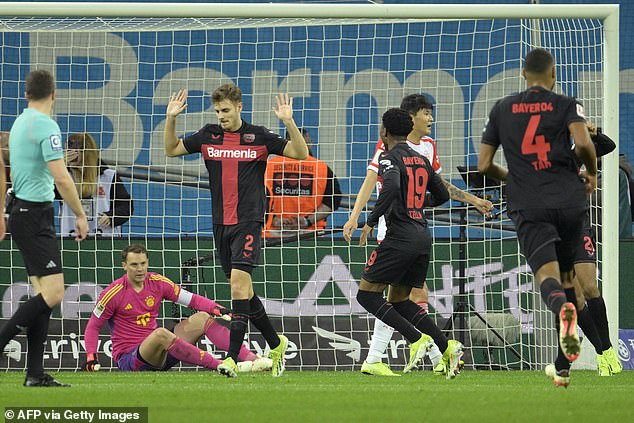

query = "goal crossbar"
[0,2,620,19]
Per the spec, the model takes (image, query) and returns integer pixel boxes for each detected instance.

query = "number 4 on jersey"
[522,114,552,170]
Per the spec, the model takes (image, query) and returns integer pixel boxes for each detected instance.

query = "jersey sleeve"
[182,125,211,154]
[424,164,450,207]
[150,273,181,302]
[91,283,123,321]
[481,100,501,147]
[428,138,442,174]
[367,139,385,174]
[565,99,587,127]
[39,118,64,162]
[367,155,400,227]
[262,128,288,156]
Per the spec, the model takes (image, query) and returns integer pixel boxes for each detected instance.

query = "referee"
[0,70,88,387]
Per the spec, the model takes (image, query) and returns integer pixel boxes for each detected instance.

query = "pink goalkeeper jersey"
[89,272,181,363]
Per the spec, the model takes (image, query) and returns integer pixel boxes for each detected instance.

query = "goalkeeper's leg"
[138,328,225,373]
[174,312,258,361]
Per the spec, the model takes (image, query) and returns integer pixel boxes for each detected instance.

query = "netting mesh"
[0,13,608,371]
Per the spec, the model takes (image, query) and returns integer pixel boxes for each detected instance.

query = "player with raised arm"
[81,244,272,375]
[478,48,597,387]
[344,94,492,376]
[356,108,464,379]
[164,84,308,377]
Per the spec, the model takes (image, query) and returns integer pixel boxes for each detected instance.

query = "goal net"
[0,3,618,372]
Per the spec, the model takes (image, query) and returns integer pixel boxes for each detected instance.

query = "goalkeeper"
[81,244,270,376]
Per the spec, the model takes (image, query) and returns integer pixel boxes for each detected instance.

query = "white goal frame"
[0,2,620,364]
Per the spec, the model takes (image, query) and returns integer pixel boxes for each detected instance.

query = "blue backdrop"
[1,0,631,237]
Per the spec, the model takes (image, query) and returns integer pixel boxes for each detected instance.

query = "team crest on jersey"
[145,296,155,307]
[243,133,255,143]
[49,134,62,150]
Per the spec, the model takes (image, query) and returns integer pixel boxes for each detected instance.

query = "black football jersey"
[482,86,587,210]
[183,121,287,224]
[367,142,448,247]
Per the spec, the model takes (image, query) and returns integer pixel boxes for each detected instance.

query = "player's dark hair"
[524,48,554,74]
[25,69,55,101]
[212,83,242,104]
[121,244,148,261]
[400,94,433,115]
[382,108,413,137]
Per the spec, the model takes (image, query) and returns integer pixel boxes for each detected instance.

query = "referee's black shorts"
[362,236,432,289]
[8,199,62,277]
[213,221,263,278]
[508,206,586,274]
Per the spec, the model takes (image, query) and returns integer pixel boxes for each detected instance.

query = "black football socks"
[356,290,421,344]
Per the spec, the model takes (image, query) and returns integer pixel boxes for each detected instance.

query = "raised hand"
[167,89,188,118]
[272,93,293,122]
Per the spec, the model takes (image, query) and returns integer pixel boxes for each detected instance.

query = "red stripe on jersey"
[202,135,267,225]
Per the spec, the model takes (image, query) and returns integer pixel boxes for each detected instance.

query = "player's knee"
[583,285,601,299]
[192,311,210,321]
[409,287,428,303]
[356,290,381,311]
[575,291,586,308]
[42,285,65,307]
[37,275,65,306]
[189,311,211,326]
[152,328,176,346]
[230,281,251,299]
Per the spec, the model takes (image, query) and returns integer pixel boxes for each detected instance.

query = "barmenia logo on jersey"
[205,146,258,159]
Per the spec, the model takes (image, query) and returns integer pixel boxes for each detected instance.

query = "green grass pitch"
[1,370,633,422]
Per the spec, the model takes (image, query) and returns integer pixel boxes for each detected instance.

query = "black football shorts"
[213,221,263,277]
[8,199,62,277]
[362,237,431,289]
[508,207,586,274]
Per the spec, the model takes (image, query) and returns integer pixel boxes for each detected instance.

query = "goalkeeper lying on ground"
[81,243,271,376]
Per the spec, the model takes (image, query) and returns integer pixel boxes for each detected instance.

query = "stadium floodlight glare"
[0,2,618,372]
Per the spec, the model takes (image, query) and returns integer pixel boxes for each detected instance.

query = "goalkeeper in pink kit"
[81,244,270,376]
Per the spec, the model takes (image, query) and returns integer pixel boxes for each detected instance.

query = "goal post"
[0,2,619,371]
